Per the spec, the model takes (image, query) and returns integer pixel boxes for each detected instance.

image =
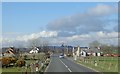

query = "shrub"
[2,57,11,68]
[10,57,17,63]
[16,59,26,67]
[24,55,27,60]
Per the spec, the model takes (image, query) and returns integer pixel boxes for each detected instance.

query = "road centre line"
[59,59,72,72]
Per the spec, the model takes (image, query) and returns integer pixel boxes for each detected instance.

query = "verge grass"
[77,56,118,72]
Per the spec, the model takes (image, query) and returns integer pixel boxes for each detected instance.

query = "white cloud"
[47,31,119,46]
[47,4,117,34]
[16,31,58,41]
[92,31,118,39]
[1,31,58,46]
[66,31,118,41]
[2,31,119,47]
[88,4,117,16]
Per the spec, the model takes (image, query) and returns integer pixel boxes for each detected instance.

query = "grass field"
[2,60,36,72]
[77,56,119,72]
[22,52,46,60]
[0,68,2,73]
[2,53,47,72]
[2,67,31,72]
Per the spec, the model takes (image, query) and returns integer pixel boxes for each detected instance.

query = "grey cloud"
[47,13,106,36]
[47,4,117,37]
[58,31,76,37]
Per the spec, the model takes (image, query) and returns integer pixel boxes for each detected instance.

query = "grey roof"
[82,48,101,53]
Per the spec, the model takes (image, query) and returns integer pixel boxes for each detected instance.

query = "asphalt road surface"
[46,54,98,73]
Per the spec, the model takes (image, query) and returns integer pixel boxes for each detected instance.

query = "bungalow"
[72,46,89,57]
[29,47,39,54]
[80,47,101,57]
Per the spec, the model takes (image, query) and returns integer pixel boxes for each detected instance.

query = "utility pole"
[67,46,68,55]
[77,46,80,57]
[72,47,75,57]
[61,43,64,55]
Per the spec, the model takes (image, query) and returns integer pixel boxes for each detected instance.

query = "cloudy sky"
[2,2,118,47]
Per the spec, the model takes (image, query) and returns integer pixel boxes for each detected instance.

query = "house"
[72,46,89,57]
[80,47,89,57]
[80,47,101,57]
[29,47,39,54]
[3,47,15,57]
[72,46,82,60]
[91,48,101,56]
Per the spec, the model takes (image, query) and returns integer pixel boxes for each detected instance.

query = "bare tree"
[89,41,118,54]
[89,40,101,48]
[28,38,42,47]
[28,38,50,53]
[42,40,50,53]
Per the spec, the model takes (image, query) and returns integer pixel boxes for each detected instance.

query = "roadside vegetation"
[76,56,118,72]
[1,52,51,72]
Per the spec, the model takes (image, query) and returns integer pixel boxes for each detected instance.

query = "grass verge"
[76,56,119,72]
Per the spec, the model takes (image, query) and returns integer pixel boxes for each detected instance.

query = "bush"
[10,57,17,63]
[24,55,27,60]
[2,57,11,68]
[45,53,50,58]
[16,59,26,67]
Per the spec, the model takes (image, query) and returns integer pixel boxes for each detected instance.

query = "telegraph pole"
[61,43,64,55]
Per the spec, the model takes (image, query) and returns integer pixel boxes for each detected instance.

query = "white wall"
[93,53,96,56]
[81,51,86,57]
[97,53,101,56]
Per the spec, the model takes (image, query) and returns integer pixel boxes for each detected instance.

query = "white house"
[80,47,89,57]
[81,50,87,57]
[80,47,101,57]
[29,47,39,54]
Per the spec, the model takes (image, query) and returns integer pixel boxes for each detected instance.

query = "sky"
[1,2,118,47]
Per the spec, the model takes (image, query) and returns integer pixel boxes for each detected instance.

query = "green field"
[0,68,2,73]
[2,53,47,72]
[77,56,119,72]
[2,59,36,72]
[22,52,46,60]
[2,67,31,72]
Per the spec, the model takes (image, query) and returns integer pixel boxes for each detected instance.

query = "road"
[46,54,98,73]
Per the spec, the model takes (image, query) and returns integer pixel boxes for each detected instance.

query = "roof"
[80,47,89,49]
[82,48,101,53]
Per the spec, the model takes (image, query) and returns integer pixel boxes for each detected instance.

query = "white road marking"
[68,68,72,72]
[59,59,72,72]
[45,59,52,72]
